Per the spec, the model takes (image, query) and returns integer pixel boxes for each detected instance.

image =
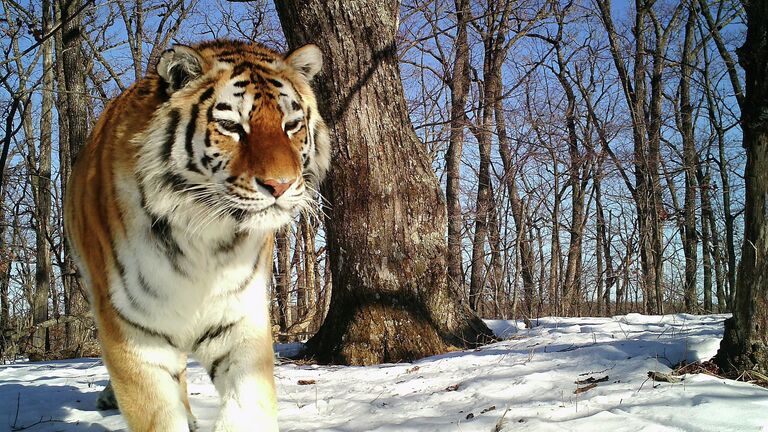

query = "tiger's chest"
[109,206,272,350]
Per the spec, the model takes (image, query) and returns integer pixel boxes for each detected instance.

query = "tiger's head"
[137,40,330,234]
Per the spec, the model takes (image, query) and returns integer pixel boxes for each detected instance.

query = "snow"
[2,314,768,431]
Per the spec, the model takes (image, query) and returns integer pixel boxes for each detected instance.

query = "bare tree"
[697,160,716,312]
[539,2,593,316]
[115,0,199,79]
[58,0,93,353]
[700,17,737,308]
[496,82,537,318]
[595,0,684,314]
[594,158,614,315]
[445,0,470,296]
[29,0,56,358]
[680,2,698,311]
[466,0,545,316]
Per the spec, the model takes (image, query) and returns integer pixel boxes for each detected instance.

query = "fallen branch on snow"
[647,371,682,383]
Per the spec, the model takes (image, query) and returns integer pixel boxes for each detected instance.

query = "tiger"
[63,39,330,431]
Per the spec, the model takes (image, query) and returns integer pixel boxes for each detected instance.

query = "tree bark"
[595,164,614,316]
[466,23,502,313]
[0,171,9,355]
[715,0,768,374]
[292,227,306,321]
[276,0,493,365]
[58,0,91,352]
[274,227,292,332]
[548,157,562,315]
[300,215,318,329]
[697,163,714,312]
[700,164,727,312]
[466,0,542,316]
[445,0,470,296]
[61,0,89,160]
[680,4,698,312]
[486,187,504,317]
[30,0,55,357]
[53,0,74,351]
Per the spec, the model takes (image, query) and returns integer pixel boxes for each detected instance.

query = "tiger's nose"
[257,178,296,198]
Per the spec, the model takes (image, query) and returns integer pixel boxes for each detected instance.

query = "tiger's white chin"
[239,205,298,233]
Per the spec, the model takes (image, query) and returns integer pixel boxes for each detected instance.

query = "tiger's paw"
[188,414,199,431]
[213,402,278,432]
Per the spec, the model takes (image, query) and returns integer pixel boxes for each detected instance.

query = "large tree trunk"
[276,0,493,365]
[715,0,768,374]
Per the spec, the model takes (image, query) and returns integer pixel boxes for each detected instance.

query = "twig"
[0,0,95,69]
[492,407,512,432]
[647,371,682,383]
[578,364,615,376]
[574,383,597,394]
[8,379,67,431]
[575,375,609,385]
[11,417,67,431]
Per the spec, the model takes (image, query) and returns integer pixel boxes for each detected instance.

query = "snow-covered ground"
[2,314,767,431]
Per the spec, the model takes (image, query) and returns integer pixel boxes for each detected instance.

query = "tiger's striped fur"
[64,40,330,431]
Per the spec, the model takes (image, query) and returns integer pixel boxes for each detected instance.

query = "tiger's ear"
[157,45,205,93]
[286,44,322,81]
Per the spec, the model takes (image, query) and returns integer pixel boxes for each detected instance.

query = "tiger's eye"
[284,120,302,133]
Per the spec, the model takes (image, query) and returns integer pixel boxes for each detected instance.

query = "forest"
[0,0,755,367]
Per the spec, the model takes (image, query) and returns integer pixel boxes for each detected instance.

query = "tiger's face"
[138,41,330,233]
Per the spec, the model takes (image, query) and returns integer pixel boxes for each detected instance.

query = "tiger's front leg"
[195,318,278,432]
[97,364,197,431]
[99,322,195,432]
